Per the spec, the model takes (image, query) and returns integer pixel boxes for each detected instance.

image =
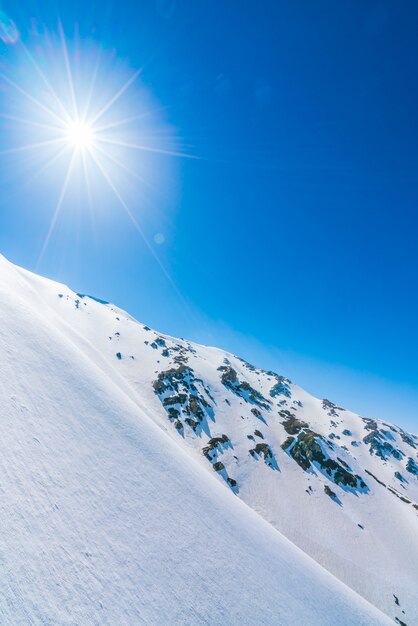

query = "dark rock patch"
[364,469,386,487]
[153,365,214,435]
[217,365,271,410]
[362,420,404,461]
[269,374,292,399]
[249,443,278,470]
[406,457,418,476]
[322,399,345,417]
[281,430,367,492]
[281,415,309,435]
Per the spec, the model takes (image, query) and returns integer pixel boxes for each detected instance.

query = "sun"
[66,120,94,151]
[0,23,195,274]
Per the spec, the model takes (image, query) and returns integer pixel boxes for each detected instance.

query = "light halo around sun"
[0,23,195,269]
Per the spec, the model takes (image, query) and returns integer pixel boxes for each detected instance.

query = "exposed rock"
[362,420,404,461]
[324,485,337,499]
[395,471,408,484]
[406,457,418,477]
[282,430,367,492]
[322,399,345,417]
[282,415,309,435]
[202,435,231,461]
[153,365,214,434]
[217,365,271,409]
[269,374,292,399]
[249,442,278,470]
[365,469,386,487]
[399,429,417,449]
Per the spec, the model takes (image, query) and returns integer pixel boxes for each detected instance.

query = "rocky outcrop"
[282,429,367,493]
[362,419,404,460]
[153,365,214,434]
[217,365,271,410]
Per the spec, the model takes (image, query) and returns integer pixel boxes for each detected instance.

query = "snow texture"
[0,255,403,624]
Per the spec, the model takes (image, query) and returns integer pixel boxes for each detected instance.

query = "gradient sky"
[1,0,418,431]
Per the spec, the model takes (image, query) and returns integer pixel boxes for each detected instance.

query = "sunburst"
[0,23,196,270]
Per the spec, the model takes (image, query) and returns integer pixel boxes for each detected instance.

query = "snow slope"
[0,255,401,624]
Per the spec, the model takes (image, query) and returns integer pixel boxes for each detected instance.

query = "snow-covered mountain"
[0,255,414,625]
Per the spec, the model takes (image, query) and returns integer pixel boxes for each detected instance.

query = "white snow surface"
[0,255,406,624]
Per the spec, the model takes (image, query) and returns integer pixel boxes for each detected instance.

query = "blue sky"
[1,0,418,431]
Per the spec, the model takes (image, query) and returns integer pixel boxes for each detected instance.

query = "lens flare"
[0,10,19,44]
[0,23,196,271]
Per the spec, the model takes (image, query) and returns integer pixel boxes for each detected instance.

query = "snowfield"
[0,254,409,624]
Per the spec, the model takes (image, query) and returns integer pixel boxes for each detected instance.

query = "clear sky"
[1,0,418,431]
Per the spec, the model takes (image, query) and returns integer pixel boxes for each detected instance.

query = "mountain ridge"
[1,254,415,624]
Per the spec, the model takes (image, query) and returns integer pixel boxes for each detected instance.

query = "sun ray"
[20,144,70,188]
[88,149,182,292]
[0,143,70,209]
[89,149,145,230]
[36,150,77,269]
[94,136,199,159]
[0,137,65,156]
[2,144,70,209]
[58,22,79,120]
[93,106,169,133]
[2,26,185,284]
[82,50,102,122]
[89,68,142,126]
[81,150,98,247]
[20,41,73,125]
[0,112,65,133]
[0,71,67,127]
[93,142,154,189]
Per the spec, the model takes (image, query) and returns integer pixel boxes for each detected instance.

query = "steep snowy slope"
[0,254,406,624]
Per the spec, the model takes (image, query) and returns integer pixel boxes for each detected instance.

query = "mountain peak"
[0,257,414,624]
